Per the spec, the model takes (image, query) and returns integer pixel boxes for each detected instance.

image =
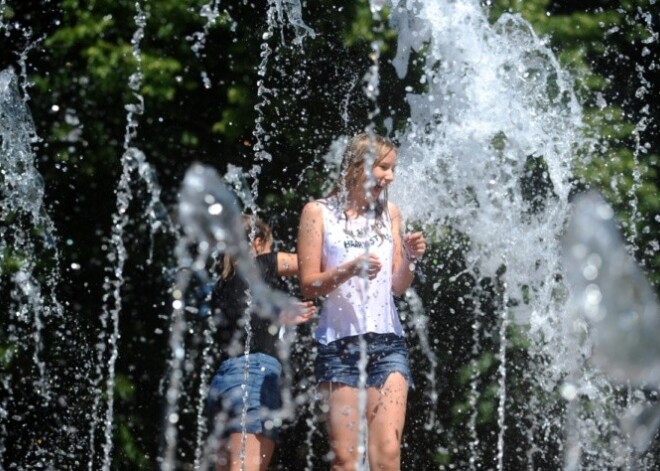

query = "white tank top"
[315,197,403,344]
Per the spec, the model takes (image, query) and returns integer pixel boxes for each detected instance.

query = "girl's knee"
[330,442,361,471]
[369,440,401,469]
[331,454,359,471]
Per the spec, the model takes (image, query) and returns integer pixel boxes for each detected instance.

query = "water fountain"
[1,0,658,469]
[564,190,660,469]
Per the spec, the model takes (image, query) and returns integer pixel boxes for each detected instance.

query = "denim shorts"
[206,353,282,440]
[314,333,414,389]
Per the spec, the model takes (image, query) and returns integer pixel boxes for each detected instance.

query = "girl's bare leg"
[217,433,275,471]
[321,374,408,471]
[366,373,408,471]
[320,382,361,471]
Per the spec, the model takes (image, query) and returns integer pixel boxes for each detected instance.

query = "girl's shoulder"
[303,197,340,215]
[300,200,330,229]
[302,199,326,215]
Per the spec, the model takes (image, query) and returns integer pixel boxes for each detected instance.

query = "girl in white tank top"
[297,133,427,471]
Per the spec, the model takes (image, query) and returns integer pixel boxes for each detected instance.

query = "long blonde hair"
[216,214,273,281]
[330,132,396,217]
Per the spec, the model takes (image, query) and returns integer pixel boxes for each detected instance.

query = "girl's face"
[368,147,397,201]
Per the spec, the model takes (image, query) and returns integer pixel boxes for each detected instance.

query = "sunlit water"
[389,0,657,469]
[1,0,658,469]
[391,2,580,468]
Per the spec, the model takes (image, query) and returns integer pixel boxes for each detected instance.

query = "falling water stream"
[1,0,658,469]
[0,68,64,469]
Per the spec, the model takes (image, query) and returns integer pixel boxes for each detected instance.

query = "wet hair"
[215,214,272,281]
[329,132,396,220]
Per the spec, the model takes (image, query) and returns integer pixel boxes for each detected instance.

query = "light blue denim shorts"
[206,353,282,440]
[314,333,414,389]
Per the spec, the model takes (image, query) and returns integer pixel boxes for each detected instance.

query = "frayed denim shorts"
[206,353,282,441]
[314,333,414,389]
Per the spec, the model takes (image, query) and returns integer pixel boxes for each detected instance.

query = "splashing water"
[387,0,654,468]
[189,0,222,89]
[620,8,658,256]
[564,191,660,466]
[0,67,64,468]
[274,0,316,46]
[2,0,658,469]
[248,0,316,210]
[390,1,579,466]
[565,191,660,388]
[91,3,173,469]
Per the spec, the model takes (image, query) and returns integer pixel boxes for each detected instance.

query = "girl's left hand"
[404,232,427,260]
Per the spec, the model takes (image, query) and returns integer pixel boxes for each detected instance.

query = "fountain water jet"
[0,67,65,468]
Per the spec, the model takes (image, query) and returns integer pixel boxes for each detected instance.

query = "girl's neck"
[341,191,377,218]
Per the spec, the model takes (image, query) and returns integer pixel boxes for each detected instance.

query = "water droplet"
[560,383,578,401]
[208,203,223,215]
[582,264,598,281]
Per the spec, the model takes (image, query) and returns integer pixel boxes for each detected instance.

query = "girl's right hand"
[352,253,382,280]
[296,300,317,324]
[280,300,316,326]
